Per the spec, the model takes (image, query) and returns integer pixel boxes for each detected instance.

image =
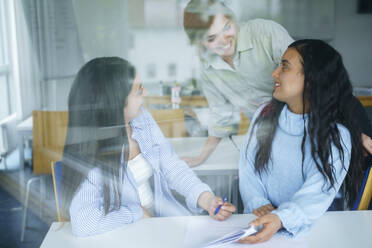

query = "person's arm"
[239,111,272,213]
[261,19,294,65]
[146,110,235,218]
[181,136,221,167]
[182,72,239,167]
[270,126,352,237]
[69,168,143,236]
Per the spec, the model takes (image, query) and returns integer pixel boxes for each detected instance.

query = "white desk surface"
[170,137,239,174]
[41,211,372,248]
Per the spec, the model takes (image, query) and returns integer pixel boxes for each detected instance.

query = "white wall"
[331,0,372,86]
[128,29,199,85]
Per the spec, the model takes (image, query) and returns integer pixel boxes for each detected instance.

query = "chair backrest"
[144,96,208,109]
[149,109,187,137]
[353,166,372,210]
[32,111,68,174]
[357,96,372,107]
[51,161,63,221]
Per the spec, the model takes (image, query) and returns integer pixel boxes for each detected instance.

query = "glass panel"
[0,0,6,65]
[0,75,10,120]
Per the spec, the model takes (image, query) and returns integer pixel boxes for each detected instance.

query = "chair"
[21,111,68,241]
[144,95,208,109]
[51,161,63,222]
[352,166,372,210]
[149,109,187,137]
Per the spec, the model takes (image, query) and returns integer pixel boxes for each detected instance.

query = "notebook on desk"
[202,225,259,247]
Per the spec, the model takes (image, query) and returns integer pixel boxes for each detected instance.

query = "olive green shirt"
[200,19,294,137]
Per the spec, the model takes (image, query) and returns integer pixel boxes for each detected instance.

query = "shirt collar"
[129,107,146,131]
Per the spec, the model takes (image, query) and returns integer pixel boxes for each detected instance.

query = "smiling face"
[124,73,146,123]
[272,48,307,114]
[203,14,237,61]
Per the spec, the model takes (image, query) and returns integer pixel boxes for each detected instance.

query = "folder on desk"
[202,225,259,247]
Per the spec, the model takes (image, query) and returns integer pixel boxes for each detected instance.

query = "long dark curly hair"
[247,39,363,208]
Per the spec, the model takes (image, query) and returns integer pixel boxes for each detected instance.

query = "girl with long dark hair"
[238,40,364,243]
[60,57,235,236]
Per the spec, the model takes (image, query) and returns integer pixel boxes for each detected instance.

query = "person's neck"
[287,102,309,115]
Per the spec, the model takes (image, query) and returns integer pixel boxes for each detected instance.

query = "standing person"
[238,40,364,243]
[60,57,236,236]
[182,0,294,166]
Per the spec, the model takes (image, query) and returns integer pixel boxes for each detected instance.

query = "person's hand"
[181,156,205,167]
[197,192,236,220]
[208,196,236,221]
[253,204,275,217]
[238,214,282,244]
[142,207,152,219]
[362,133,372,155]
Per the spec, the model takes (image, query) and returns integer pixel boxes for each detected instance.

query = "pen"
[214,196,228,215]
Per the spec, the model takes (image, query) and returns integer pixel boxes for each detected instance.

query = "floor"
[0,185,50,248]
[0,148,54,248]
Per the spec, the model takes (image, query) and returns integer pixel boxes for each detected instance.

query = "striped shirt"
[69,108,212,236]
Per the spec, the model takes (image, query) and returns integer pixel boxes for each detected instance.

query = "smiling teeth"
[275,83,280,86]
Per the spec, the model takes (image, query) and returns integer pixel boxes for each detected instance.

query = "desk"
[170,137,239,208]
[40,211,372,248]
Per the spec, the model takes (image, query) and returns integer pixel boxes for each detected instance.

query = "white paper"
[182,216,309,248]
[202,225,258,247]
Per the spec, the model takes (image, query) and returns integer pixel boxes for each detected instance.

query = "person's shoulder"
[251,102,271,122]
[243,19,284,30]
[336,123,352,146]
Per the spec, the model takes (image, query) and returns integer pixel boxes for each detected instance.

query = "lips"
[274,82,280,88]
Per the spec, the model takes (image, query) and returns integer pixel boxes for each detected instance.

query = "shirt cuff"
[208,124,238,138]
[272,203,308,237]
[186,183,213,214]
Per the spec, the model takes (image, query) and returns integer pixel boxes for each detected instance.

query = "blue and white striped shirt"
[69,108,212,236]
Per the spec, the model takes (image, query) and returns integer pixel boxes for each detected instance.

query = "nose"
[272,66,280,79]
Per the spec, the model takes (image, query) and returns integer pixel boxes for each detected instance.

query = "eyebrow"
[281,59,291,65]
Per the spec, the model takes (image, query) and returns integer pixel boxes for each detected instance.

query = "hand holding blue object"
[214,196,228,215]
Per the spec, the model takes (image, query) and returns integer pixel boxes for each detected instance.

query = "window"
[0,0,16,120]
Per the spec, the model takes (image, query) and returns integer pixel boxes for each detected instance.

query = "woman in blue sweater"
[60,57,235,236]
[239,39,364,243]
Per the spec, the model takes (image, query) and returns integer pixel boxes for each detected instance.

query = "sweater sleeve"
[272,125,352,237]
[239,103,272,213]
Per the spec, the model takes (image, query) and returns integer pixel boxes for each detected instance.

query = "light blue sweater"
[239,103,351,237]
